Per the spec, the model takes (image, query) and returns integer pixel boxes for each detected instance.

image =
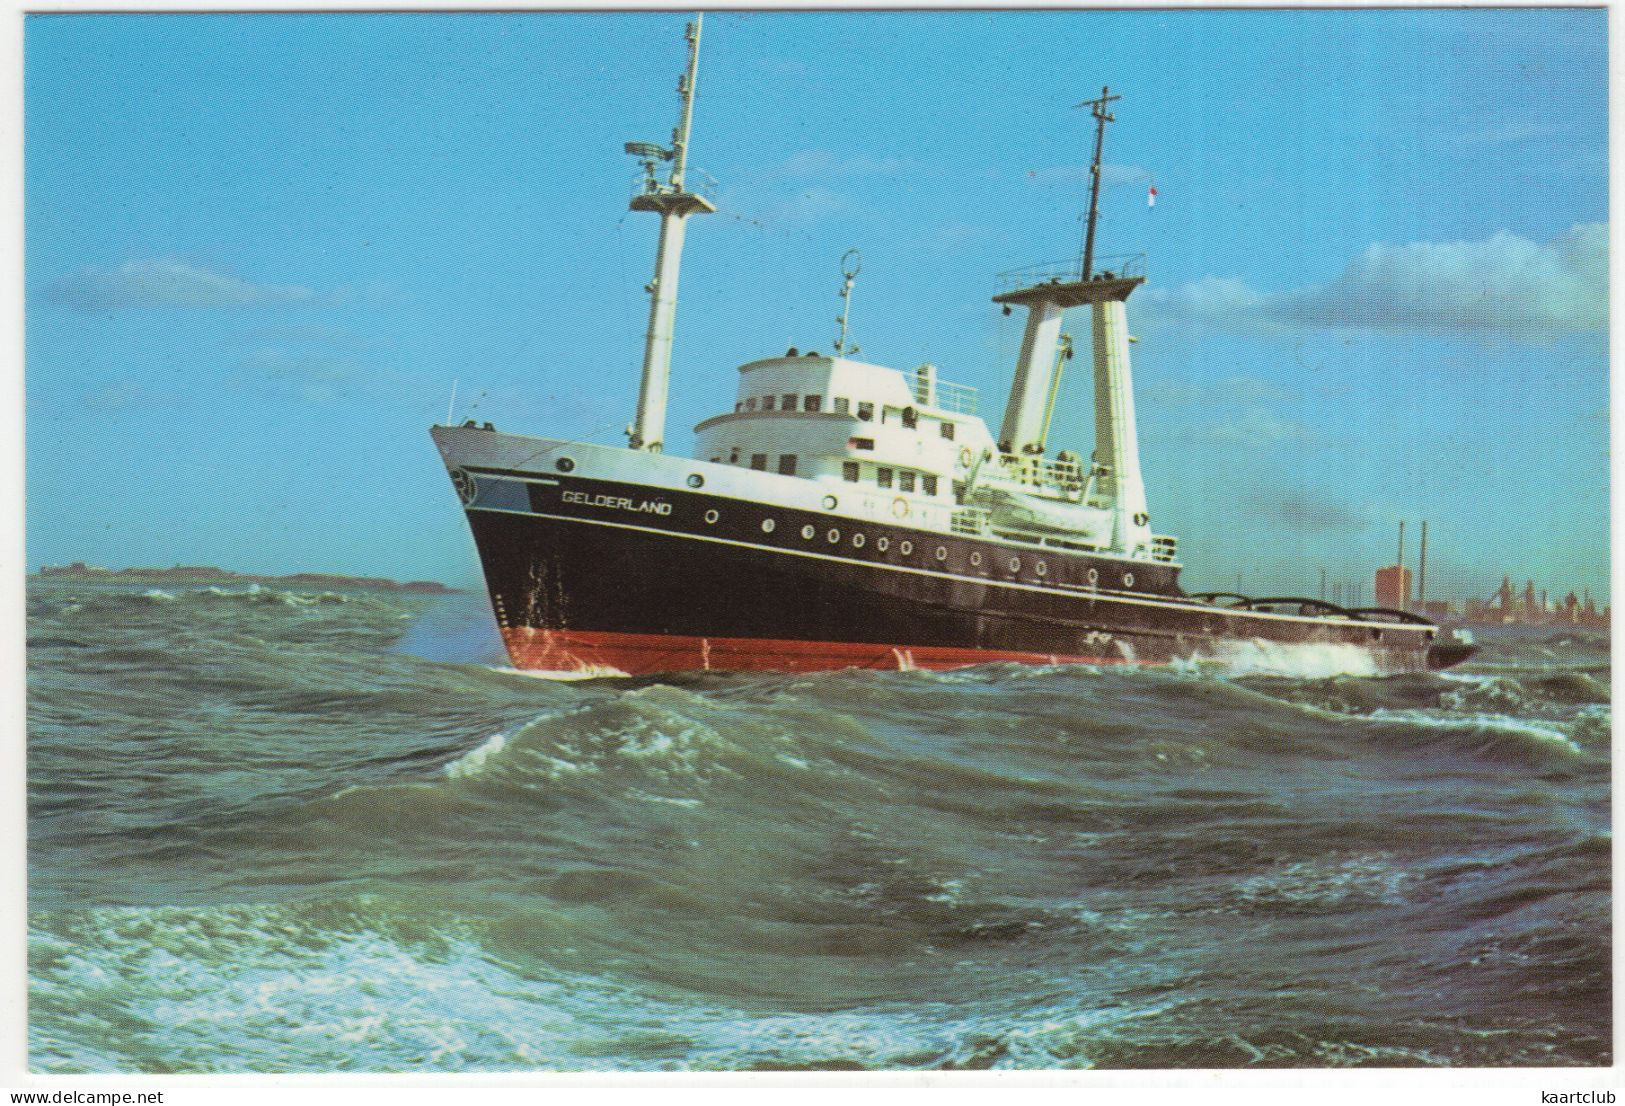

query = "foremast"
[993,85,1152,558]
[625,16,715,453]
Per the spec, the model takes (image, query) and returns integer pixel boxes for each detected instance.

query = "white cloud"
[1141,276,1273,331]
[41,259,318,312]
[1142,224,1607,340]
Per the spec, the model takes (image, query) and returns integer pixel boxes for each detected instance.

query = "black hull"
[454,467,1444,675]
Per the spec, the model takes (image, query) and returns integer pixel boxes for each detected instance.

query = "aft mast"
[625,15,715,453]
[993,86,1151,558]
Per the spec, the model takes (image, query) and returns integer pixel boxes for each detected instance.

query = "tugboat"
[431,16,1476,676]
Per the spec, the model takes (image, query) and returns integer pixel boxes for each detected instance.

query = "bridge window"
[857,401,874,422]
[778,454,798,476]
[940,422,956,441]
[782,394,797,410]
[735,402,744,412]
[877,467,893,489]
[898,471,916,493]
[745,397,757,411]
[902,407,917,429]
[834,397,851,415]
[850,437,875,451]
[922,475,938,496]
[762,395,776,411]
[750,453,767,471]
[805,394,822,412]
[842,461,860,482]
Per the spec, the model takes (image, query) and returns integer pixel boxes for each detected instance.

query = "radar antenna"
[833,249,862,357]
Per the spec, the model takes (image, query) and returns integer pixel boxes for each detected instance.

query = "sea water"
[26,579,1610,1071]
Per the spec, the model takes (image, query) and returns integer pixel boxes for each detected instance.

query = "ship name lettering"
[562,489,673,516]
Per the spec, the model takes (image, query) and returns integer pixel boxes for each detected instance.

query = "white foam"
[484,664,629,682]
[443,732,507,779]
[1367,708,1582,753]
[1198,638,1382,679]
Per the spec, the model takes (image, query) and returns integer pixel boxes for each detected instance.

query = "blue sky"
[25,9,1609,602]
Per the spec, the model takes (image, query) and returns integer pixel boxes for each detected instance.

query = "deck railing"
[999,453,1087,490]
[629,169,719,205]
[995,253,1146,295]
[923,378,978,416]
[950,507,991,536]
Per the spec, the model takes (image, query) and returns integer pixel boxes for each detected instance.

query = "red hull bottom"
[499,627,1150,676]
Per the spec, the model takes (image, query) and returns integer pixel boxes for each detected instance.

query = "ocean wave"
[443,732,508,779]
[28,898,1111,1072]
[35,893,1572,1071]
[27,587,1613,1072]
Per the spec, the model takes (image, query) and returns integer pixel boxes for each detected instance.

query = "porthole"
[1087,568,1100,585]
[762,518,776,534]
[828,529,841,544]
[935,546,948,561]
[853,533,866,549]
[555,456,575,473]
[801,525,816,540]
[970,551,982,567]
[1008,557,1022,574]
[1036,561,1047,577]
[900,541,914,556]
[704,509,719,525]
[876,536,890,552]
[687,473,704,489]
[822,495,839,511]
[1123,572,1135,588]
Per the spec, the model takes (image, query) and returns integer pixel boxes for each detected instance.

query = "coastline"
[32,562,458,594]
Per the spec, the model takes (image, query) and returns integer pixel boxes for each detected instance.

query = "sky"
[23,9,1610,602]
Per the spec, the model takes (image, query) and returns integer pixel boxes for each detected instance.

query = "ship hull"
[438,433,1446,677]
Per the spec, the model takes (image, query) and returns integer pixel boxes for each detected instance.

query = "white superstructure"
[612,22,1174,564]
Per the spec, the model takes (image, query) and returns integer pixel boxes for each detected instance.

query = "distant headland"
[35,562,458,594]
